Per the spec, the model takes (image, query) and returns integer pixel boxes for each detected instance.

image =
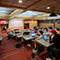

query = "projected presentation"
[10,19,23,27]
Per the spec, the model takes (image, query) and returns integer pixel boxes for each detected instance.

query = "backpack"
[15,44,21,48]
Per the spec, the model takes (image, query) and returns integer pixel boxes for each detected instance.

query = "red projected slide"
[0,21,7,24]
[10,19,23,27]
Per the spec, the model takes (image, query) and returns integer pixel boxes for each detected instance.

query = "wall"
[0,20,8,31]
[24,20,38,29]
[39,23,54,28]
[38,20,54,28]
[55,22,60,28]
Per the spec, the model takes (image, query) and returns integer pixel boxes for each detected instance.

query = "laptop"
[42,30,44,32]
[43,35,49,42]
[31,33,36,37]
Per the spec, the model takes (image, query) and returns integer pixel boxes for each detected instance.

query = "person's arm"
[49,34,53,43]
[35,35,43,40]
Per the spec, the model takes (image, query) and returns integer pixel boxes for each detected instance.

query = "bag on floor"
[15,44,21,48]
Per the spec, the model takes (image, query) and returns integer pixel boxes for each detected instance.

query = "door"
[24,23,29,29]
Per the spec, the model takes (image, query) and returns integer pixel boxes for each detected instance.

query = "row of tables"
[7,28,55,55]
[8,29,53,48]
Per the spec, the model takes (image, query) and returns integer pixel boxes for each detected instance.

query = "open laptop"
[31,33,36,37]
[43,35,49,42]
[42,30,44,32]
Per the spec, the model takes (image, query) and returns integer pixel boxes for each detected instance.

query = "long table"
[22,35,40,47]
[7,29,31,40]
[43,32,51,35]
[23,35,40,41]
[36,39,53,48]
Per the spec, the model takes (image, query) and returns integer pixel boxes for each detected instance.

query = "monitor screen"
[43,35,48,40]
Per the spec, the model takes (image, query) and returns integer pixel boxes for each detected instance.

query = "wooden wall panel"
[55,22,60,28]
[24,20,38,29]
[39,23,54,28]
[29,20,38,29]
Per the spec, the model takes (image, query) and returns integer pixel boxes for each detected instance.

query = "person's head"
[49,29,57,36]
[34,26,36,29]
[35,28,38,31]
[46,28,48,31]
[57,28,60,31]
[39,31,43,35]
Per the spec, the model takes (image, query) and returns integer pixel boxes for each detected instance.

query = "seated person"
[49,26,52,29]
[47,30,60,60]
[34,29,38,34]
[27,31,43,47]
[34,31,43,50]
[57,28,60,34]
[34,26,37,30]
[44,28,48,33]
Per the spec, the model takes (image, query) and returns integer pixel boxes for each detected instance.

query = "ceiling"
[1,0,60,13]
[19,11,44,16]
[0,0,60,20]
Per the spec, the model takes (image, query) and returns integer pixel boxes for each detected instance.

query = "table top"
[43,32,51,35]
[17,35,23,38]
[23,35,40,41]
[36,39,54,48]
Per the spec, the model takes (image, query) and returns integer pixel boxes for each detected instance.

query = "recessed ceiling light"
[19,0,22,3]
[47,7,50,9]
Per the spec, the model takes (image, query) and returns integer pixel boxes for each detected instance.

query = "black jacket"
[49,34,60,49]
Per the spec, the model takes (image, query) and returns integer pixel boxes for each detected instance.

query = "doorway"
[24,23,29,29]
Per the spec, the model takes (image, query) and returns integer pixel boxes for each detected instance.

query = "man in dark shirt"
[47,30,60,60]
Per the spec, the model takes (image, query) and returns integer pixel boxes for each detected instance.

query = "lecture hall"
[0,0,60,60]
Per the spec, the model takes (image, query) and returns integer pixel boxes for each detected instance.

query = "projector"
[49,13,57,17]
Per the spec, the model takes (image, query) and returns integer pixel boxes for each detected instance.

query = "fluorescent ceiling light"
[0,11,7,12]
[19,11,44,16]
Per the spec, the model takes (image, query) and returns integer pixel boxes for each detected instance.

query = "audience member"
[34,29,38,34]
[34,31,43,49]
[57,28,60,34]
[47,29,60,60]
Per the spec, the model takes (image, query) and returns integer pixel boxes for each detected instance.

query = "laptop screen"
[42,30,44,32]
[31,33,36,36]
[32,31,34,33]
[43,35,48,40]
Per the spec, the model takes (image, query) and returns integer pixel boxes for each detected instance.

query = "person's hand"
[36,38,39,39]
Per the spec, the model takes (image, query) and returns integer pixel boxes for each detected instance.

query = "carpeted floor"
[0,31,60,60]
